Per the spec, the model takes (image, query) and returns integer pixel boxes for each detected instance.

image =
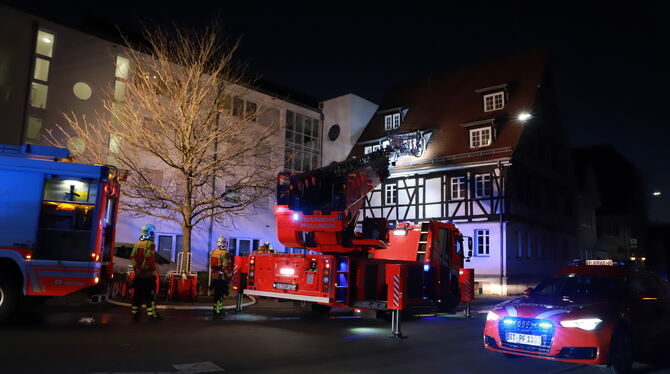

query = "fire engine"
[235,132,474,333]
[0,144,120,322]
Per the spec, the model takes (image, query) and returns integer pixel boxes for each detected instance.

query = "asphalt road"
[1,298,668,374]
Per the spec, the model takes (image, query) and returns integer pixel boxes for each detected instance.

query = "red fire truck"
[236,132,473,333]
[0,144,120,322]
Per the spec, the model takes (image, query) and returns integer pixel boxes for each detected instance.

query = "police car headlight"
[486,311,500,321]
[560,318,602,331]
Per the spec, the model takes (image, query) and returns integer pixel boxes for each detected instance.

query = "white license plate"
[506,332,542,346]
[274,282,297,291]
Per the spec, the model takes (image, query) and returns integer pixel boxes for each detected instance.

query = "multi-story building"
[0,5,323,270]
[334,51,578,295]
[573,145,648,262]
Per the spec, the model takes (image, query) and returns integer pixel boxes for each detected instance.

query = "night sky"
[4,0,670,222]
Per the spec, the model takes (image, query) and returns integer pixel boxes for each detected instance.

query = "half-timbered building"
[346,51,578,295]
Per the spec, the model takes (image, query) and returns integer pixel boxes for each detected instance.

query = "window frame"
[384,113,401,131]
[483,91,505,112]
[450,176,466,200]
[475,229,490,256]
[474,174,492,198]
[469,127,493,149]
[384,183,398,205]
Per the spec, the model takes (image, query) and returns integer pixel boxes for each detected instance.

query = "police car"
[483,260,670,374]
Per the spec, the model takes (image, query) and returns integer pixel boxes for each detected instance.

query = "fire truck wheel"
[0,273,19,323]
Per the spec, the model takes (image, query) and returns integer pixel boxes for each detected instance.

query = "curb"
[106,296,256,311]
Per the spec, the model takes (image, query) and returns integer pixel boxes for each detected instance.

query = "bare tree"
[49,25,280,270]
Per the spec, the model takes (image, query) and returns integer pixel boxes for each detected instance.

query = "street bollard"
[465,301,471,318]
[390,309,405,339]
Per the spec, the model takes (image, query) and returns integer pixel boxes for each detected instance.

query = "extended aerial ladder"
[234,131,473,336]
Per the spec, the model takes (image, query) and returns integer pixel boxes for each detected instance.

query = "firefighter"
[209,236,232,315]
[130,224,160,320]
[257,242,274,253]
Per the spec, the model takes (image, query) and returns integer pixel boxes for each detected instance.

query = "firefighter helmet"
[217,236,228,249]
[140,224,156,241]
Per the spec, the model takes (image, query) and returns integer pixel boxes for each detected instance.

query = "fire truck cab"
[0,144,120,322]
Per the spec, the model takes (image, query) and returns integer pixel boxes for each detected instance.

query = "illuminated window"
[484,92,504,112]
[284,110,321,172]
[25,117,43,141]
[475,174,492,198]
[67,136,86,154]
[384,113,400,131]
[115,56,129,79]
[109,133,122,153]
[30,82,48,109]
[73,82,92,100]
[384,183,397,205]
[450,176,466,200]
[35,30,55,57]
[475,229,490,255]
[469,127,492,148]
[33,58,50,82]
[114,56,128,102]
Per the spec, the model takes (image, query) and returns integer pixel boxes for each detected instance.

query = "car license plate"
[506,332,542,346]
[274,282,297,291]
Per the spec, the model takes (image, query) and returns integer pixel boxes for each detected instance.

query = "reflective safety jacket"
[131,240,157,278]
[210,248,232,279]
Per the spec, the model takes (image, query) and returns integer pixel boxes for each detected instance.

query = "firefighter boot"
[131,306,140,321]
[147,302,162,320]
[213,300,224,316]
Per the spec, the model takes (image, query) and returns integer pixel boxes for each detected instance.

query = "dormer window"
[483,91,504,112]
[469,127,492,148]
[384,113,400,131]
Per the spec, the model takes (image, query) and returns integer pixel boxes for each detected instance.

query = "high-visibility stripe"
[393,274,401,308]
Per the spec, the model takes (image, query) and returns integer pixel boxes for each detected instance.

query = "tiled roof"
[350,50,547,171]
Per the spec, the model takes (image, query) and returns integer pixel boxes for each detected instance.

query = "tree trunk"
[180,225,192,273]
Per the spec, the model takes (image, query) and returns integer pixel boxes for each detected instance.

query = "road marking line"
[172,361,224,373]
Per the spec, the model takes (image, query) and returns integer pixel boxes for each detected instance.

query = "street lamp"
[517,112,532,122]
[653,191,661,196]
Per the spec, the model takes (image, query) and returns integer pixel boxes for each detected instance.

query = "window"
[484,91,504,112]
[33,58,50,82]
[517,231,523,258]
[109,133,122,153]
[469,127,492,148]
[35,30,55,57]
[284,110,321,172]
[30,82,48,109]
[156,233,183,262]
[233,97,244,117]
[384,113,400,131]
[115,56,129,79]
[475,174,492,198]
[114,56,129,102]
[450,176,465,200]
[385,184,398,205]
[73,82,92,100]
[25,117,43,141]
[229,237,259,257]
[245,100,258,122]
[475,229,490,255]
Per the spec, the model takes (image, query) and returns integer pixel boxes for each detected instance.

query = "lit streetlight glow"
[517,112,532,122]
[653,191,661,196]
